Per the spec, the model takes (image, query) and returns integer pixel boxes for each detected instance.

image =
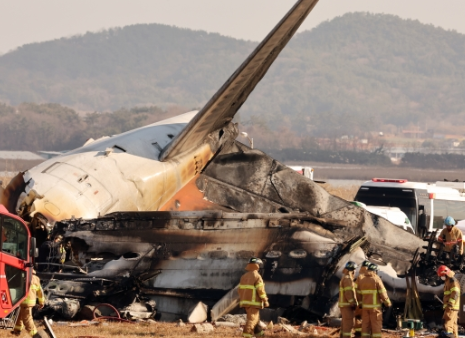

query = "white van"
[351,201,415,234]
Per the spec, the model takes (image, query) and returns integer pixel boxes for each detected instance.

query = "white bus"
[354,178,465,237]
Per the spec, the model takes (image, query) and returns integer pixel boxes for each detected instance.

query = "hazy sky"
[1,0,465,54]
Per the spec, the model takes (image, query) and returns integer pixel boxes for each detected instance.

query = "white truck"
[351,201,415,234]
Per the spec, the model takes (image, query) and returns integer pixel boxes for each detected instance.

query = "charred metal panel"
[200,145,348,216]
[52,212,393,298]
[325,205,425,267]
[196,176,292,213]
[55,212,344,292]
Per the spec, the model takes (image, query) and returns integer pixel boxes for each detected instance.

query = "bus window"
[2,217,28,260]
[4,264,26,305]
[447,201,465,221]
[433,200,465,229]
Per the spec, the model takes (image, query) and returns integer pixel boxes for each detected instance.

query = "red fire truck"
[0,204,34,324]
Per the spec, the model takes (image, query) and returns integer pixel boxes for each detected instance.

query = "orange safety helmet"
[437,265,450,277]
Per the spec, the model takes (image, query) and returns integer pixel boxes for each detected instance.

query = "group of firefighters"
[237,217,463,338]
[339,260,391,338]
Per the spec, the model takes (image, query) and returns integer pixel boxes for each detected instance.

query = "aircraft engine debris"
[0,0,447,324]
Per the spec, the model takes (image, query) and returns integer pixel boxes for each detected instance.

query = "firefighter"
[37,234,65,271]
[357,263,391,338]
[438,216,463,257]
[238,257,269,338]
[339,261,358,338]
[437,265,460,338]
[354,260,371,337]
[12,269,45,337]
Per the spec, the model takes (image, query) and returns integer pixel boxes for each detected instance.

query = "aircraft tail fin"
[160,0,320,161]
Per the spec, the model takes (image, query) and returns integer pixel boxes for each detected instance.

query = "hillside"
[1,13,465,136]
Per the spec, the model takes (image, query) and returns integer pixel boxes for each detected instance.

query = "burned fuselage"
[36,143,433,320]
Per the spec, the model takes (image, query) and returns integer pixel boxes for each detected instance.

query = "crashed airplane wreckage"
[40,155,435,321]
[0,0,447,322]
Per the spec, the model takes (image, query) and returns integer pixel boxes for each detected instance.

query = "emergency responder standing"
[357,263,391,338]
[238,257,269,338]
[438,216,463,258]
[339,261,358,338]
[37,234,65,271]
[437,265,460,338]
[354,260,371,337]
[12,269,45,337]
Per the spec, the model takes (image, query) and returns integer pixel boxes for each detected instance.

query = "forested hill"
[0,25,254,111]
[1,13,465,135]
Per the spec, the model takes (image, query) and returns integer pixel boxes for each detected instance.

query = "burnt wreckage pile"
[26,142,425,321]
[37,224,457,326]
[40,211,358,318]
[36,201,423,322]
[32,146,431,322]
[39,210,362,320]
[35,188,460,325]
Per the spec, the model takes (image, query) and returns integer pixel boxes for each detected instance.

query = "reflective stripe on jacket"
[339,273,357,308]
[22,275,45,306]
[443,276,460,310]
[238,264,268,309]
[58,245,66,264]
[356,271,391,309]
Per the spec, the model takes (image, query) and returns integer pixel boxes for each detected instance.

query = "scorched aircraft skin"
[0,0,441,320]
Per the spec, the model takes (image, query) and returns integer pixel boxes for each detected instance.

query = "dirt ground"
[0,321,437,338]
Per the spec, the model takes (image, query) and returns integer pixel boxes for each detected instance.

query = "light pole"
[240,132,253,149]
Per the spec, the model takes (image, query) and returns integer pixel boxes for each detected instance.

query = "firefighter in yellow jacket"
[357,263,391,338]
[12,270,45,337]
[438,216,463,256]
[438,265,460,338]
[339,261,358,338]
[238,257,269,338]
[354,260,371,337]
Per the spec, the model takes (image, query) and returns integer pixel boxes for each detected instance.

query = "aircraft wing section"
[160,0,319,161]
